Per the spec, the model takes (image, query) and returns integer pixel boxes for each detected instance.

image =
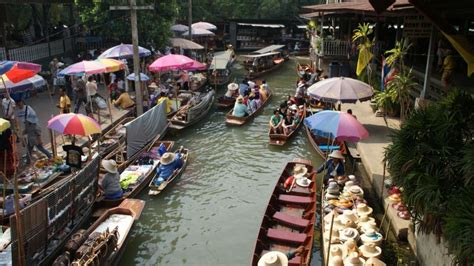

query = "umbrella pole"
[0,77,11,99]
[49,129,56,158]
[107,98,114,124]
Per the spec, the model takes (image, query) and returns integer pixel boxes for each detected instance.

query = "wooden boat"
[251,158,316,266]
[209,50,234,86]
[52,199,145,266]
[93,116,134,157]
[95,139,175,208]
[243,45,288,79]
[216,95,237,109]
[226,90,272,126]
[305,125,346,159]
[148,147,189,196]
[297,63,314,79]
[169,90,215,130]
[269,105,307,146]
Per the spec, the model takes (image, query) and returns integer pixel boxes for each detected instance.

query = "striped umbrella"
[0,61,41,83]
[98,44,151,59]
[96,58,125,73]
[58,60,106,76]
[0,74,46,94]
[48,113,102,136]
[307,77,374,103]
[304,110,368,142]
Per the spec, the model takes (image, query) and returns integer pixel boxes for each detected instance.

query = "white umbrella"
[170,38,204,50]
[307,77,374,103]
[182,28,215,37]
[171,24,189,32]
[192,21,217,31]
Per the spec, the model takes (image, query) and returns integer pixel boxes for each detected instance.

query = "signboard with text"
[403,15,431,38]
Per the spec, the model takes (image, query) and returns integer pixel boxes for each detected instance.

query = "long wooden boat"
[93,116,134,157]
[251,158,316,266]
[247,58,286,79]
[269,105,307,146]
[52,199,145,266]
[216,95,237,109]
[209,50,234,86]
[95,139,175,208]
[305,125,346,159]
[148,147,189,196]
[226,90,272,126]
[243,45,288,79]
[169,90,215,130]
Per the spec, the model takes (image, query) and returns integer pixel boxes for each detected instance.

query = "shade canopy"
[304,110,369,142]
[171,24,189,32]
[186,60,207,71]
[170,38,204,50]
[148,54,195,72]
[95,58,126,73]
[0,61,41,83]
[192,21,217,30]
[307,77,374,103]
[58,60,107,76]
[182,28,215,37]
[0,74,46,94]
[98,44,151,59]
[126,72,150,81]
[48,113,102,136]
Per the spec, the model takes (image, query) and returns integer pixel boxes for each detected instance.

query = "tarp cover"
[125,101,167,158]
[209,50,233,70]
[242,51,281,58]
[253,44,286,54]
[237,23,285,28]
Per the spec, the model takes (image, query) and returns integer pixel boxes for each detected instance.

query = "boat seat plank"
[287,186,312,196]
[267,228,306,244]
[289,256,302,266]
[280,206,305,217]
[319,145,340,151]
[279,194,313,205]
[273,212,309,229]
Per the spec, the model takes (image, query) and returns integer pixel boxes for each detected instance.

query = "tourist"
[86,76,98,99]
[117,77,125,92]
[108,79,119,100]
[278,102,288,117]
[232,96,248,117]
[113,89,135,109]
[73,76,91,115]
[2,93,16,126]
[157,92,173,114]
[224,83,239,100]
[15,99,52,164]
[257,247,304,266]
[0,126,14,177]
[269,109,284,134]
[441,48,456,92]
[258,84,268,102]
[317,150,345,183]
[282,111,295,135]
[153,151,184,186]
[239,80,249,96]
[247,93,258,114]
[347,109,357,119]
[49,58,59,95]
[261,80,270,94]
[100,159,123,199]
[295,82,306,105]
[57,88,71,114]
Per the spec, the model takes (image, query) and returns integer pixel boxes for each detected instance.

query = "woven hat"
[247,80,256,88]
[340,228,359,242]
[356,203,373,217]
[227,83,239,91]
[344,252,366,266]
[349,185,364,197]
[337,198,353,209]
[342,239,358,258]
[339,210,359,224]
[330,245,343,258]
[358,215,376,228]
[361,221,378,233]
[149,82,159,89]
[101,159,118,174]
[339,191,352,200]
[324,211,339,225]
[343,181,355,191]
[361,229,383,246]
[326,192,339,200]
[257,251,288,266]
[296,176,311,187]
[328,255,343,266]
[160,152,176,165]
[359,243,382,259]
[293,164,308,176]
[329,150,344,159]
[327,182,339,194]
[324,228,340,243]
[365,257,387,266]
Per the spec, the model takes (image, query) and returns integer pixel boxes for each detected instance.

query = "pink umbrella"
[304,110,368,142]
[58,60,106,76]
[185,60,207,71]
[148,54,195,72]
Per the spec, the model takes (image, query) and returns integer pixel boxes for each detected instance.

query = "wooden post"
[188,0,193,41]
[49,129,56,158]
[420,26,436,100]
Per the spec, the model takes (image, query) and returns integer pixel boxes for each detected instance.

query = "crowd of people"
[230,79,270,117]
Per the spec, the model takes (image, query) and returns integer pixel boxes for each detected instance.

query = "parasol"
[170,38,204,50]
[304,110,369,142]
[148,54,195,72]
[0,74,46,94]
[171,24,189,32]
[182,28,215,37]
[98,43,151,59]
[126,73,150,81]
[47,113,101,136]
[307,77,374,103]
[192,21,217,31]
[58,60,107,76]
[95,58,126,73]
[184,60,207,71]
[0,118,10,133]
[0,61,41,83]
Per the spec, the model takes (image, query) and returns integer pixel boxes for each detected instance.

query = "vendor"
[100,159,123,199]
[317,150,345,183]
[154,152,183,186]
[112,89,135,109]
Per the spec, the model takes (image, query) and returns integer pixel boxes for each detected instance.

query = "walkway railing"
[320,40,351,57]
[0,38,74,62]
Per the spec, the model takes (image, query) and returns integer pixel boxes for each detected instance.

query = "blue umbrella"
[126,72,150,81]
[98,44,151,59]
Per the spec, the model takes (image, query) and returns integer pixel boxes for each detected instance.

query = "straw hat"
[360,229,383,246]
[257,251,288,266]
[324,228,340,243]
[326,182,339,194]
[331,245,343,258]
[342,239,359,258]
[361,222,378,233]
[329,150,344,159]
[349,186,364,197]
[227,83,239,91]
[326,193,339,200]
[340,228,359,242]
[247,80,256,88]
[337,198,353,209]
[101,159,118,174]
[339,210,359,224]
[296,176,311,187]
[343,181,355,191]
[344,252,366,266]
[328,255,343,266]
[387,193,401,202]
[358,215,376,228]
[348,174,357,181]
[236,96,244,103]
[325,218,347,231]
[289,104,298,111]
[149,82,159,89]
[324,211,339,225]
[365,257,386,266]
[359,243,382,259]
[339,191,352,200]
[356,203,373,217]
[293,164,308,176]
[160,152,176,165]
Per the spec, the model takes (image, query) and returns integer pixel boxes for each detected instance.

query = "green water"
[119,57,324,265]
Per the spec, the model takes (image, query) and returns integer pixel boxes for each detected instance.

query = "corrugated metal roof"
[301,0,411,17]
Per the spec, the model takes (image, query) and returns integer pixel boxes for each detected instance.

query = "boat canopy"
[209,50,233,70]
[253,44,286,54]
[237,23,285,28]
[242,51,281,58]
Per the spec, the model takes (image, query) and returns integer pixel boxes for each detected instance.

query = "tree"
[352,23,375,81]
[74,0,177,48]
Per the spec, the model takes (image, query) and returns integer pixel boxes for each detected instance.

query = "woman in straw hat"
[153,151,184,186]
[224,83,239,100]
[317,150,345,183]
[257,246,304,266]
[100,159,123,199]
[232,96,248,117]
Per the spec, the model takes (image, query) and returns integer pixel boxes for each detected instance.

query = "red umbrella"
[0,61,41,83]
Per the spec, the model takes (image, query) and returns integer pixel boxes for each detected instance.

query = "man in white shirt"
[2,93,16,121]
[86,76,98,98]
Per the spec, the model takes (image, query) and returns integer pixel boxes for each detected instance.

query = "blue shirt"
[239,84,249,96]
[16,105,39,124]
[232,103,248,117]
[317,159,345,179]
[156,153,183,180]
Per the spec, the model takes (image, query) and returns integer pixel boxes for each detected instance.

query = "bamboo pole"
[325,210,336,266]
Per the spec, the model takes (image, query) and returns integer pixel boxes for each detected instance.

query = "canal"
[120,57,325,265]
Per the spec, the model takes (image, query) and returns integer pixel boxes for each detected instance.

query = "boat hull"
[226,91,272,126]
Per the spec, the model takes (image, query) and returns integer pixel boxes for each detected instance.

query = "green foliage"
[384,38,412,74]
[384,90,474,263]
[352,23,375,81]
[386,68,418,121]
[74,0,177,48]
